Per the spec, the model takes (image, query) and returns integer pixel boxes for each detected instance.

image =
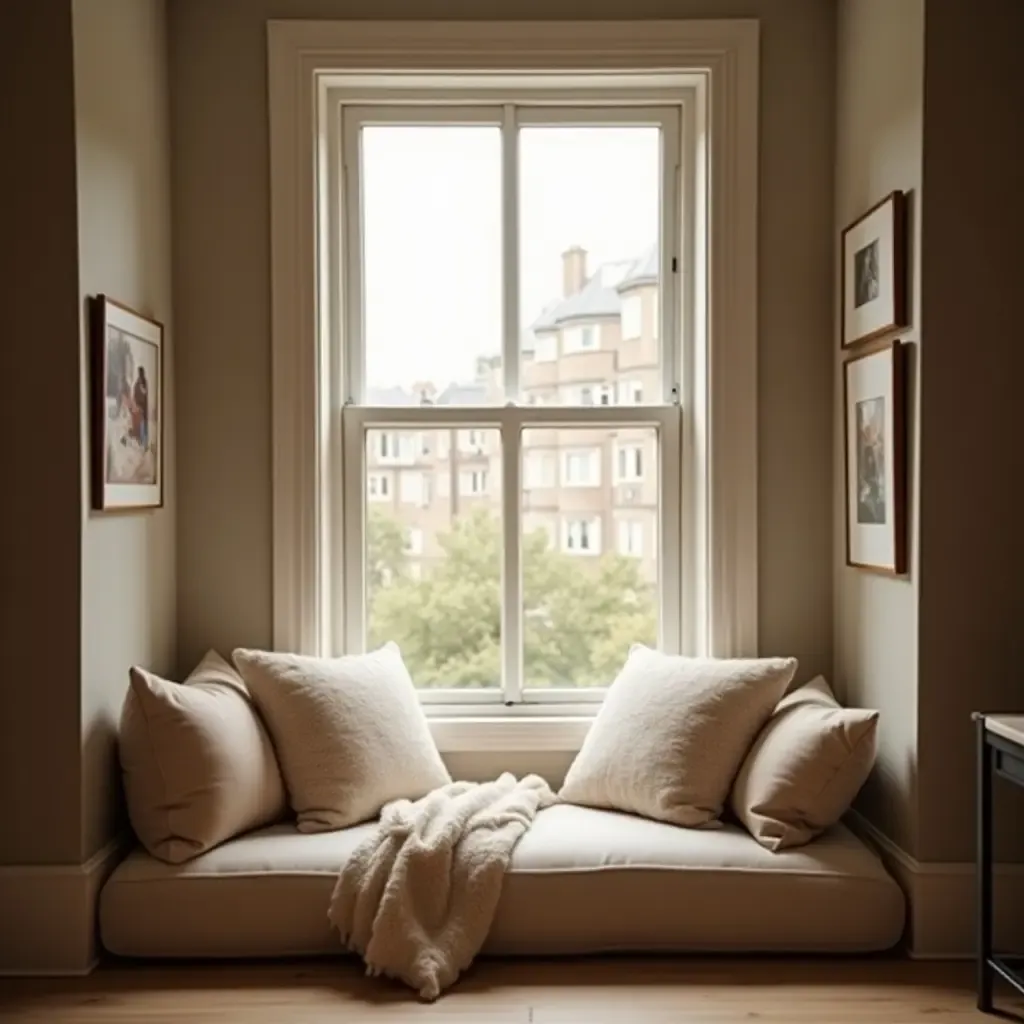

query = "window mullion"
[501,103,520,402]
[501,418,523,704]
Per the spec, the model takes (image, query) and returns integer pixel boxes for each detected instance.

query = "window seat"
[99,803,904,958]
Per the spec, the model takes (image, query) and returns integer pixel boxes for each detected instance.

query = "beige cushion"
[731,675,879,850]
[99,804,905,958]
[231,643,450,832]
[559,646,797,827]
[119,652,287,864]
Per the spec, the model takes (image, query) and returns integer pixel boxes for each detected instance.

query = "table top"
[983,715,1024,748]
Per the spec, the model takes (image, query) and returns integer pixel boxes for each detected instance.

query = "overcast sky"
[362,125,659,392]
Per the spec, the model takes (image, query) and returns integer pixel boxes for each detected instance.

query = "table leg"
[978,716,994,1013]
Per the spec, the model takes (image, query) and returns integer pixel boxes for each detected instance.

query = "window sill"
[428,715,594,753]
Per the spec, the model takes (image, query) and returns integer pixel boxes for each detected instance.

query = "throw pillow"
[559,645,797,827]
[119,651,287,864]
[730,675,879,850]
[232,643,451,832]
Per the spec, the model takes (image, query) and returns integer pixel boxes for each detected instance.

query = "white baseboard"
[847,810,1024,958]
[0,836,125,975]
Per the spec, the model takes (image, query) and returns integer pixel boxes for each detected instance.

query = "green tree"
[367,509,656,689]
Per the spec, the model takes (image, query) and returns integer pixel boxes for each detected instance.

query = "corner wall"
[833,0,923,857]
[73,0,176,864]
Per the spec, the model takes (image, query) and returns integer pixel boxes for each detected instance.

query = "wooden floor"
[1,957,1021,1023]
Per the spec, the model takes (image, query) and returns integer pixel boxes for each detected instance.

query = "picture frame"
[841,190,907,348]
[844,340,906,574]
[90,295,164,511]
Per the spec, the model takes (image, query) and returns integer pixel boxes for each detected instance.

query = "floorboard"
[1,957,1022,1023]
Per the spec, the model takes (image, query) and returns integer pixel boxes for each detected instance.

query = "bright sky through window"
[361,126,659,391]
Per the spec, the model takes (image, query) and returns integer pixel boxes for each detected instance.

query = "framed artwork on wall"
[90,295,164,511]
[841,190,907,348]
[844,340,906,575]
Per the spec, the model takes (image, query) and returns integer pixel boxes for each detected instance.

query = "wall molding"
[267,19,761,660]
[847,810,1024,958]
[0,836,125,975]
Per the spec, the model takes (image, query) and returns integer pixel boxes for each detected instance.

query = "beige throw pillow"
[119,651,287,864]
[232,643,451,832]
[559,646,797,827]
[730,675,879,850]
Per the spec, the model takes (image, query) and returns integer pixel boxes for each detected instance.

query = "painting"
[842,191,907,348]
[844,341,906,573]
[91,295,163,511]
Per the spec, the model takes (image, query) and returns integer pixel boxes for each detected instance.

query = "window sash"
[340,403,681,703]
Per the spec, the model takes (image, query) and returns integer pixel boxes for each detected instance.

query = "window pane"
[520,126,661,407]
[522,426,659,688]
[366,427,501,688]
[362,126,502,405]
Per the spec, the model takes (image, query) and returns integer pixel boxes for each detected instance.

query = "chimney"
[562,246,588,297]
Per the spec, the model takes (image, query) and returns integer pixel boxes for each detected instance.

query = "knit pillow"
[232,643,451,832]
[559,646,797,827]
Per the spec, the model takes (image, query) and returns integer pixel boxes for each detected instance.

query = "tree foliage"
[367,508,656,688]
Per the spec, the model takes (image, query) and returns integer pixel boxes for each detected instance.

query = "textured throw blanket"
[328,772,556,999]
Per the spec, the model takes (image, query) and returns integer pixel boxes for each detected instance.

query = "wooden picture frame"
[90,295,164,511]
[841,191,907,348]
[844,341,906,574]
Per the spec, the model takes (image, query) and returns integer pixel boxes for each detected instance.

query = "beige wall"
[170,0,837,687]
[0,3,84,866]
[915,0,1024,864]
[833,0,924,856]
[73,0,176,861]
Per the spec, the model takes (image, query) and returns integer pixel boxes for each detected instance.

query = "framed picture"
[90,295,164,511]
[841,191,907,348]
[844,341,906,574]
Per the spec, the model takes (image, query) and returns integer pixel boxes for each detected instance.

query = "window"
[563,325,599,354]
[562,449,600,487]
[621,294,643,339]
[563,518,601,555]
[460,469,488,496]
[525,451,556,489]
[617,380,644,405]
[368,472,391,501]
[615,445,644,482]
[405,527,424,555]
[617,520,644,557]
[270,21,761,719]
[400,471,426,505]
[375,432,417,464]
[533,334,558,362]
[597,384,614,406]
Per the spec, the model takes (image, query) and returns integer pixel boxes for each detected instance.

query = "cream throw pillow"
[232,643,451,832]
[731,675,879,850]
[559,646,797,827]
[120,651,287,864]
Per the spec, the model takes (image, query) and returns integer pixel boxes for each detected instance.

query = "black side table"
[975,712,1024,1013]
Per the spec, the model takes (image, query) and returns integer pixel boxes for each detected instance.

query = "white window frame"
[618,379,644,405]
[459,468,488,497]
[617,519,645,557]
[367,472,391,501]
[562,448,601,488]
[615,444,644,483]
[405,526,424,556]
[268,20,760,751]
[563,517,602,556]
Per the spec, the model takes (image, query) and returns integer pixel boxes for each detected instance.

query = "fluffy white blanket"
[328,772,556,999]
